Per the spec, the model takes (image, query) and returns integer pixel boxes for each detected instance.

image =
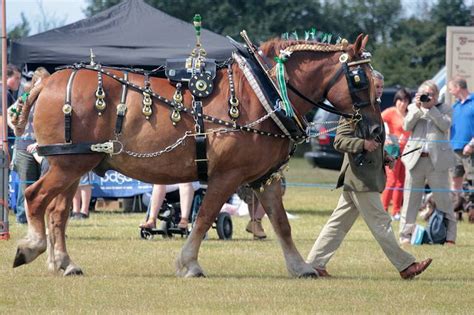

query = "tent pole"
[1,0,10,240]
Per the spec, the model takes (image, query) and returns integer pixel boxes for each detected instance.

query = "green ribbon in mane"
[274,52,294,118]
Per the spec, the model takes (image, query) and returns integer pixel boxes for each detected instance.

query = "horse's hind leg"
[14,159,92,268]
[176,175,240,278]
[45,182,83,276]
[255,179,317,278]
[13,174,61,268]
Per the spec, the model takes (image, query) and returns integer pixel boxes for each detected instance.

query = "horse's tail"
[13,77,48,136]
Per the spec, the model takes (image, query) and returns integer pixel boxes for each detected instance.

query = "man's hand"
[364,139,379,152]
[384,155,395,169]
[463,143,473,156]
[26,143,38,154]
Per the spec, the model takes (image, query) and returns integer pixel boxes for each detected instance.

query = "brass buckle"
[90,141,123,156]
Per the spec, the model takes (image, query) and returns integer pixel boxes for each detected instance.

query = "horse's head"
[261,34,382,140]
[326,34,382,140]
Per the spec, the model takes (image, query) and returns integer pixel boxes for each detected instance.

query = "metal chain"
[191,100,202,133]
[123,131,193,158]
[244,102,281,128]
[307,116,360,139]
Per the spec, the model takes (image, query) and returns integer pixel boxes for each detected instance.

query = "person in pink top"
[381,88,412,220]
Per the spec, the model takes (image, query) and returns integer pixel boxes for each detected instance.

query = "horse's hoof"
[63,265,84,276]
[298,271,318,279]
[185,270,206,278]
[13,248,27,268]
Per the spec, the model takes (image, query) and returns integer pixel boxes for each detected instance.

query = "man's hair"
[450,76,468,90]
[372,70,384,81]
[7,64,20,78]
[418,80,439,95]
[393,87,411,105]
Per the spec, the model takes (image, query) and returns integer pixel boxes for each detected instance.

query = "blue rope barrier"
[284,182,474,193]
[11,179,474,194]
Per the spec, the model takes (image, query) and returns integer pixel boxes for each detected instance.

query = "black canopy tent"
[11,0,234,70]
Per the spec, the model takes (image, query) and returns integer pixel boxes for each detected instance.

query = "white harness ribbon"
[233,52,291,137]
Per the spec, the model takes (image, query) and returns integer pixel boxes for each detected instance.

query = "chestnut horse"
[13,34,381,277]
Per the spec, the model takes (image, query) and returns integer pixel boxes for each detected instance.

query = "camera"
[420,94,432,102]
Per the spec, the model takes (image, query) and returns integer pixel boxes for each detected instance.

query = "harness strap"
[233,52,292,136]
[37,141,123,156]
[59,64,308,140]
[342,62,370,108]
[37,143,97,155]
[115,71,128,135]
[63,70,78,143]
[192,98,208,182]
[287,82,353,119]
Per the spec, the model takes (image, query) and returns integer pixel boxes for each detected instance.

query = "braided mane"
[261,39,347,58]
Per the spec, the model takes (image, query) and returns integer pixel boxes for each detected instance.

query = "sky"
[6,0,88,35]
[4,0,474,36]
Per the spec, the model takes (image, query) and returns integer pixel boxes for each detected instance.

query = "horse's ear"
[353,34,364,55]
[360,35,369,52]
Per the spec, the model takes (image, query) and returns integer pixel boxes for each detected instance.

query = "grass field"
[1,158,473,314]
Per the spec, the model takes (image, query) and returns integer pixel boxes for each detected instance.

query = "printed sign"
[446,26,474,104]
[90,171,152,198]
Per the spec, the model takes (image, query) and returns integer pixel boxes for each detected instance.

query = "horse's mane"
[260,38,347,58]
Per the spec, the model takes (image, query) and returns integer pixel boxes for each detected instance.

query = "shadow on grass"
[288,209,334,216]
[328,274,474,282]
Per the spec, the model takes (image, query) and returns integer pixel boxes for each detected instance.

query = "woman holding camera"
[399,80,457,245]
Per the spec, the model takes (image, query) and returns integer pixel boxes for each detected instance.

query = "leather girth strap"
[193,97,208,182]
[37,143,98,155]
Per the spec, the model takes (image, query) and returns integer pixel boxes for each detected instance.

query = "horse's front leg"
[255,178,317,278]
[45,183,84,276]
[176,175,239,278]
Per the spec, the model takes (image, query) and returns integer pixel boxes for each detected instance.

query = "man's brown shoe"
[245,219,267,239]
[315,268,332,277]
[400,258,432,280]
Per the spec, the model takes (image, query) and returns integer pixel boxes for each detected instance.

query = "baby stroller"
[139,185,233,240]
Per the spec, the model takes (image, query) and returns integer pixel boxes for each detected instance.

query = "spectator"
[381,88,412,220]
[1,64,21,157]
[237,186,266,239]
[140,183,194,229]
[448,76,474,223]
[372,70,384,103]
[7,67,50,224]
[400,80,457,244]
[306,109,432,279]
[71,173,93,219]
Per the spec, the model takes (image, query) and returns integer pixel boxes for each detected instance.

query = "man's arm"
[403,103,423,131]
[334,118,366,154]
[424,105,452,132]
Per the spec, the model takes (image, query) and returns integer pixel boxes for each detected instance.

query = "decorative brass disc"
[188,73,213,97]
[339,53,349,63]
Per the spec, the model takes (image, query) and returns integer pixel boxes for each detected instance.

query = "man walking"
[306,109,432,279]
[448,76,474,222]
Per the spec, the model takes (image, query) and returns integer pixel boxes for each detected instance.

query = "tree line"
[10,0,472,89]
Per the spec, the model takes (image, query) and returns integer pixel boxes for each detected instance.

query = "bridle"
[272,44,374,121]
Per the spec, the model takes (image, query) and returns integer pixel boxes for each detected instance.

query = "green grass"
[1,158,473,314]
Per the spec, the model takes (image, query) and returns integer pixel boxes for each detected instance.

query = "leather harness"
[37,37,373,187]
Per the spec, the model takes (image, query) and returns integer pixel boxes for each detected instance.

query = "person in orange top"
[381,88,412,220]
